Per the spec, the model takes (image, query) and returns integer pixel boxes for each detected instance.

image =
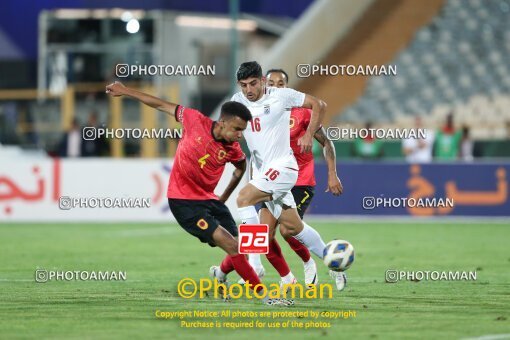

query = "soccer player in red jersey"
[105,81,291,306]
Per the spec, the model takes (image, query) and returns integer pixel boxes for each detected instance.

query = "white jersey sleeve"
[272,87,306,109]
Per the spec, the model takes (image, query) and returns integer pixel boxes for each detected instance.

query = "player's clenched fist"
[105,81,126,97]
[326,175,343,196]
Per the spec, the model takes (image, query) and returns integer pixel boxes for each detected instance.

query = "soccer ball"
[323,240,355,272]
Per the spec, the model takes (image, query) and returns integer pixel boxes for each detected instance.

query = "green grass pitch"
[0,220,509,339]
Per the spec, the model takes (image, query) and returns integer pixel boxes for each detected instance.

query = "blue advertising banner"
[308,162,509,216]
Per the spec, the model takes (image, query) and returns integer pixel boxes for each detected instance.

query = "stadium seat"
[338,0,510,140]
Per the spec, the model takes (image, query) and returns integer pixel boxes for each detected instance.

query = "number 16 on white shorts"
[250,157,298,218]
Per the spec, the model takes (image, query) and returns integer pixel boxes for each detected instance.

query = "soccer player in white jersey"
[210,61,346,291]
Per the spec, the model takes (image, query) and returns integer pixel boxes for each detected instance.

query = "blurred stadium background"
[0,0,509,220]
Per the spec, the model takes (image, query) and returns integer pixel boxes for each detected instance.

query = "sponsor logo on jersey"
[264,104,270,115]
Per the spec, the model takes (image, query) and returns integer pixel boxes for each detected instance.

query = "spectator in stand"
[402,116,435,163]
[434,112,461,160]
[459,126,474,161]
[58,118,82,157]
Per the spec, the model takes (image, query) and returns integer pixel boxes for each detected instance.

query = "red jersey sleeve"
[175,105,207,129]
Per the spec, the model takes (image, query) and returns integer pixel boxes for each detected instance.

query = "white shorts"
[250,155,299,219]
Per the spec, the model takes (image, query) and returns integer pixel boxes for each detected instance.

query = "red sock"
[265,239,291,277]
[220,255,234,275]
[286,236,311,262]
[230,254,263,292]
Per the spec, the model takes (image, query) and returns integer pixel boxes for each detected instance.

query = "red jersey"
[289,108,317,187]
[167,106,246,200]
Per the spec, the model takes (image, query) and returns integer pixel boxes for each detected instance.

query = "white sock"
[281,272,295,284]
[237,206,259,225]
[216,268,226,281]
[248,254,263,269]
[294,222,327,259]
[238,206,262,269]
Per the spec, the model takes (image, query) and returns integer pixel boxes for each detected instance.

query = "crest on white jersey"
[264,104,270,115]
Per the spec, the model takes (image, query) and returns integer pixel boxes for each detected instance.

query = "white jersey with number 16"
[231,87,306,171]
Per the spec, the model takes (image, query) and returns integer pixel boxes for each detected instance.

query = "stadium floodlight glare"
[126,19,140,34]
[175,15,257,31]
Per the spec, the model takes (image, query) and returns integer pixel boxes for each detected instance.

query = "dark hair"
[220,101,252,122]
[236,61,262,81]
[265,68,289,83]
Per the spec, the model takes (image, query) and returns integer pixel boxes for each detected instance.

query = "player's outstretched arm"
[218,160,247,203]
[299,94,327,153]
[105,81,178,117]
[314,127,343,196]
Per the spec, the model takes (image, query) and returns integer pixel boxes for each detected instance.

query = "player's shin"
[219,255,234,277]
[230,254,265,294]
[293,222,327,259]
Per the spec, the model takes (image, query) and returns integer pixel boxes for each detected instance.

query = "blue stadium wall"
[308,162,510,216]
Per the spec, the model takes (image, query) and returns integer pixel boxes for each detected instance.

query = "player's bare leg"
[237,183,272,207]
[278,206,324,257]
[278,207,346,291]
[237,185,323,273]
[250,201,317,286]
[277,226,318,286]
[261,206,318,286]
[210,226,239,255]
